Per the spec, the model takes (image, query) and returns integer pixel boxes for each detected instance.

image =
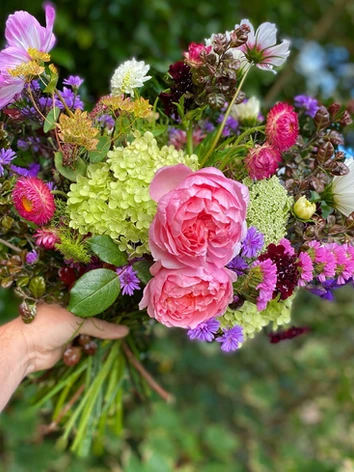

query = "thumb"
[79,317,129,340]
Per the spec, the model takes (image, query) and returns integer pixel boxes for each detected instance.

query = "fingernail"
[116,325,129,337]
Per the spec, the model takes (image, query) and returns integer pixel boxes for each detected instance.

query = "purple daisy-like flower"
[0,148,16,176]
[63,75,84,88]
[26,249,39,265]
[10,162,40,177]
[97,114,115,129]
[17,139,29,151]
[216,325,244,352]
[116,265,140,296]
[56,87,84,110]
[187,318,220,342]
[227,255,248,275]
[294,95,319,118]
[46,181,57,191]
[241,226,264,258]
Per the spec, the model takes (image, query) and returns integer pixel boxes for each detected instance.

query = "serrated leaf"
[133,260,153,285]
[43,106,60,132]
[68,268,120,317]
[88,235,128,266]
[54,152,86,181]
[88,135,111,163]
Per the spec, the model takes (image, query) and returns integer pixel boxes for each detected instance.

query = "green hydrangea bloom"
[245,176,293,246]
[67,131,198,255]
[219,294,295,339]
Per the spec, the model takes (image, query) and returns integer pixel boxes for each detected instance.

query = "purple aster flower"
[227,256,248,275]
[38,96,53,109]
[116,265,140,296]
[17,139,29,151]
[202,120,215,133]
[30,80,41,91]
[98,114,115,129]
[0,148,16,176]
[187,318,220,342]
[46,181,57,191]
[241,226,265,258]
[10,162,40,177]
[216,325,244,352]
[55,87,84,110]
[63,76,84,88]
[308,278,344,301]
[217,114,239,136]
[294,95,320,118]
[26,249,39,265]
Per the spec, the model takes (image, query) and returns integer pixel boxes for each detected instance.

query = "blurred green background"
[1,0,354,470]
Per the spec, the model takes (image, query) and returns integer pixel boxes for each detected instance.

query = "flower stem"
[122,342,174,403]
[27,84,46,121]
[0,237,22,253]
[234,125,265,146]
[200,66,252,168]
[51,190,68,198]
[186,123,193,155]
[55,88,74,117]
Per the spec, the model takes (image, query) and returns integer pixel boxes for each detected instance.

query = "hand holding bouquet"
[0,5,353,454]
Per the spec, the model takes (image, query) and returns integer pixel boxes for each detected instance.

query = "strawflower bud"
[245,143,281,180]
[293,196,316,220]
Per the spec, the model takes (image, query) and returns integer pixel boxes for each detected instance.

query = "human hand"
[0,303,128,411]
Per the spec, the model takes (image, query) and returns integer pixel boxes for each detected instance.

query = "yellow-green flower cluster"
[67,131,198,255]
[245,176,293,246]
[220,295,295,338]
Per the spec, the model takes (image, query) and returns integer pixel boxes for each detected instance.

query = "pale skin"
[0,303,129,412]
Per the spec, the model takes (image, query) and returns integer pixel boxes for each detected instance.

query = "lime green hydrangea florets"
[245,176,293,246]
[67,131,198,255]
[220,294,295,339]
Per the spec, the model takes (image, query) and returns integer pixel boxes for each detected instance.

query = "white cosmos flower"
[332,158,354,217]
[231,96,260,123]
[236,19,290,73]
[111,58,151,96]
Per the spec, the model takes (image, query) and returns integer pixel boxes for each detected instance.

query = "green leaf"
[29,276,46,298]
[87,135,111,163]
[54,152,87,181]
[44,68,59,93]
[43,106,60,132]
[88,235,128,266]
[133,260,153,285]
[68,268,120,317]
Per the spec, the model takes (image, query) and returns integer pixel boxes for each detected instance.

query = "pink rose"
[139,262,236,328]
[149,164,249,269]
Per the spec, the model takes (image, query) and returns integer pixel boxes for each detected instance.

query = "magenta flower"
[265,102,299,152]
[237,19,290,73]
[245,143,281,180]
[34,228,60,249]
[252,258,277,311]
[12,177,55,225]
[184,42,212,68]
[0,4,56,109]
[297,252,313,287]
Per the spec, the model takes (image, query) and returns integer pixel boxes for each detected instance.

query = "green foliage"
[68,268,120,317]
[88,235,128,267]
[54,152,87,182]
[43,106,60,132]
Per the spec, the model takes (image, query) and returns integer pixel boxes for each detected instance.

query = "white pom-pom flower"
[111,58,151,96]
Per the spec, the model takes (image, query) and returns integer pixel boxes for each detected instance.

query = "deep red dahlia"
[12,177,55,225]
[265,102,299,151]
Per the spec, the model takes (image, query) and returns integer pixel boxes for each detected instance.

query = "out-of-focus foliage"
[2,287,354,470]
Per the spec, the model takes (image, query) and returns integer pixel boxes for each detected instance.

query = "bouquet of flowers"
[1,4,353,455]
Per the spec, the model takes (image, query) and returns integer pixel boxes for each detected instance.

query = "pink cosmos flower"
[297,252,313,287]
[0,4,56,109]
[252,258,277,311]
[139,261,236,329]
[34,228,60,249]
[184,42,212,68]
[244,143,281,180]
[237,19,290,73]
[265,102,299,151]
[149,164,249,269]
[12,177,55,225]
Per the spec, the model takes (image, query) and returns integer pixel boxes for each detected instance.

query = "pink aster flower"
[0,4,56,109]
[184,42,212,68]
[307,241,336,282]
[245,143,281,180]
[252,258,277,311]
[12,177,55,225]
[279,238,295,256]
[237,19,290,73]
[297,252,313,287]
[265,102,299,151]
[34,228,60,249]
[327,243,354,285]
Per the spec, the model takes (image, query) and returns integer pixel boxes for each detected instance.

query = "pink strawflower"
[297,252,313,287]
[0,5,56,109]
[245,143,281,180]
[279,238,295,256]
[265,103,299,151]
[12,177,55,225]
[252,258,277,311]
[237,19,290,73]
[34,228,60,249]
[184,42,212,68]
